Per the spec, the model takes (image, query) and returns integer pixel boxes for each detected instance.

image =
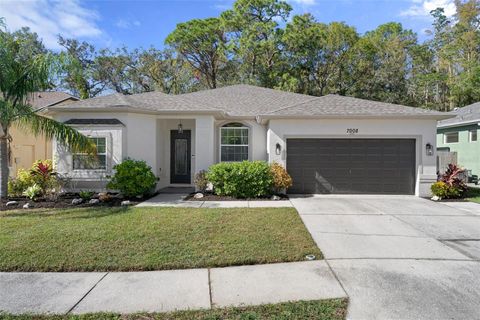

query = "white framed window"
[444,132,459,144]
[220,123,249,162]
[73,137,107,170]
[469,130,477,142]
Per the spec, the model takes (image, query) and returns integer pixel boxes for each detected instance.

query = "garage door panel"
[287,139,415,194]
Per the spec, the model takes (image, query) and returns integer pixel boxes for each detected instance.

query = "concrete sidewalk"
[0,261,346,315]
[136,193,293,208]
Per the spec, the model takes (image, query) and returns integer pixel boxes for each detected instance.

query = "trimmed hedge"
[206,161,273,198]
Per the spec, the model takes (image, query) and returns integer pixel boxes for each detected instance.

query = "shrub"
[436,164,467,199]
[206,161,273,198]
[8,169,34,196]
[23,184,42,201]
[79,190,95,201]
[194,170,209,192]
[432,164,468,199]
[107,158,158,197]
[8,160,61,198]
[431,181,449,198]
[270,162,293,193]
[30,160,55,191]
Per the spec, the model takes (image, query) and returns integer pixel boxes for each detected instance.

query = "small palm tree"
[0,19,94,199]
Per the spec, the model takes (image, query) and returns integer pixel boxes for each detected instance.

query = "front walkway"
[293,195,480,320]
[0,261,346,314]
[137,193,293,208]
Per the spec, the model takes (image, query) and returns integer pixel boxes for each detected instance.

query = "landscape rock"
[98,193,111,202]
[72,198,83,205]
[23,203,32,209]
[431,195,441,201]
[6,201,18,207]
[89,199,100,205]
[193,192,204,199]
[271,195,281,201]
[121,200,131,206]
[305,254,316,261]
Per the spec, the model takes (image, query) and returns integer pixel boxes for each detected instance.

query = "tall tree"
[221,0,292,87]
[450,0,480,107]
[349,22,417,104]
[137,48,198,94]
[95,47,145,95]
[57,36,104,99]
[279,14,358,95]
[0,24,94,198]
[165,18,228,89]
[95,47,199,95]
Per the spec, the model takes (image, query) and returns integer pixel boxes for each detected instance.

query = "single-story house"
[45,85,451,196]
[437,102,480,176]
[9,91,78,177]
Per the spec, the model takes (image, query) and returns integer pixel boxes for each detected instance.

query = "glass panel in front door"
[175,139,188,175]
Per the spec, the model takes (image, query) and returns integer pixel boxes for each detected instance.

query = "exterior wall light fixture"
[426,143,433,156]
[275,143,282,155]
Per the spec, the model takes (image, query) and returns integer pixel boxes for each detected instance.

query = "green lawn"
[0,299,347,320]
[466,187,480,203]
[0,206,321,272]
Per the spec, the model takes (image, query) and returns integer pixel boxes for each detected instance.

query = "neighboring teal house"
[437,102,480,176]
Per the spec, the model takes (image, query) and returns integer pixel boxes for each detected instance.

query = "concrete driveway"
[291,195,480,320]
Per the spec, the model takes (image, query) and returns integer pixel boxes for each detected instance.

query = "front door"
[170,130,191,184]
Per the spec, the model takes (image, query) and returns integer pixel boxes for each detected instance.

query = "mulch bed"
[185,193,289,201]
[0,193,148,212]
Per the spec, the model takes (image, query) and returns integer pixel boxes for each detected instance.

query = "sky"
[0,0,458,51]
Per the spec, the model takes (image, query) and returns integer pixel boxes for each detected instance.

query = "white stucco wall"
[267,118,438,197]
[125,113,158,172]
[53,112,158,190]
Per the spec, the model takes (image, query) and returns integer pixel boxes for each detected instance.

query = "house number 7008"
[346,128,359,134]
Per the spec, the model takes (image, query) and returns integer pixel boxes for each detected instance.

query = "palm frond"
[14,106,96,154]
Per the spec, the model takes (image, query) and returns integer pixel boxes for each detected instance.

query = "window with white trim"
[220,123,249,162]
[470,130,477,142]
[444,132,459,143]
[73,137,107,170]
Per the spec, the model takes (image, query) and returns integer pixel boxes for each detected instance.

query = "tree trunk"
[0,136,8,199]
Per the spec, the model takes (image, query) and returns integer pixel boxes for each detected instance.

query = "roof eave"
[437,119,480,129]
[45,106,227,117]
[257,113,454,123]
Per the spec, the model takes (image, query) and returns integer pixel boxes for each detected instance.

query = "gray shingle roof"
[437,102,480,127]
[129,90,219,112]
[48,84,451,119]
[49,91,218,113]
[27,91,78,110]
[58,93,128,108]
[260,94,449,118]
[177,84,315,116]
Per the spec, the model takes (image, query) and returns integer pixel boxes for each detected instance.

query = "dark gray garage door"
[287,139,416,194]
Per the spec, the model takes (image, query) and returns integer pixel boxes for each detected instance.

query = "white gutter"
[45,106,227,118]
[437,119,480,129]
[256,113,454,124]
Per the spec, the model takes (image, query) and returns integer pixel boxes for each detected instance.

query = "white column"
[195,116,215,173]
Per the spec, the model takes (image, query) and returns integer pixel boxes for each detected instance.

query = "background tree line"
[3,0,479,111]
